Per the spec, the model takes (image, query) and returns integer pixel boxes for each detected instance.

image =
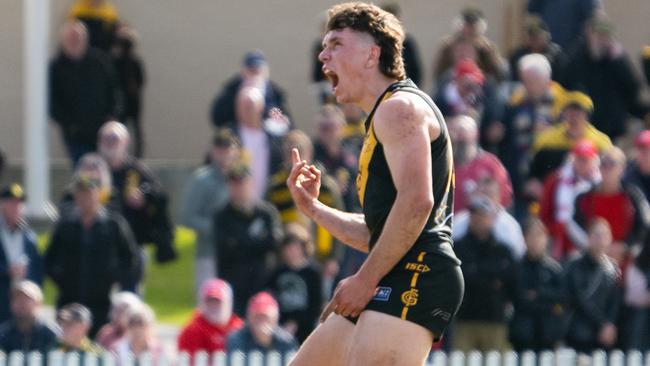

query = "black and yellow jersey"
[357,79,458,262]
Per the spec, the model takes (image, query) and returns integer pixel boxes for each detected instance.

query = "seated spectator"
[98,121,177,291]
[620,235,650,350]
[211,50,290,128]
[0,184,43,323]
[215,163,283,315]
[453,178,526,259]
[564,218,621,353]
[539,140,601,260]
[624,130,650,201]
[56,303,102,354]
[563,16,649,140]
[113,304,165,364]
[508,16,566,82]
[266,224,322,343]
[68,0,119,51]
[509,218,566,352]
[96,291,143,349]
[181,129,240,291]
[226,292,298,356]
[530,91,611,182]
[568,147,650,266]
[527,0,602,50]
[448,115,512,213]
[0,281,57,353]
[453,196,518,352]
[178,278,244,356]
[46,163,138,336]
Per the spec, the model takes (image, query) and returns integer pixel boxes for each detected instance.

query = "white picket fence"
[2,349,650,366]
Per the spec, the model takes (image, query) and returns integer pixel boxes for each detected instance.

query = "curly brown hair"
[327,2,406,80]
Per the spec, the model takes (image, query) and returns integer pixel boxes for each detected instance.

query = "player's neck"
[358,75,399,115]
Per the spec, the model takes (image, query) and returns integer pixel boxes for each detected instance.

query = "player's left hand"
[320,273,376,322]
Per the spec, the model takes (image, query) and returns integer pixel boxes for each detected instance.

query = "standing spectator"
[45,169,138,336]
[96,292,143,350]
[113,304,166,364]
[112,25,146,157]
[453,196,518,352]
[0,184,43,323]
[68,0,119,52]
[266,224,322,343]
[49,21,121,165]
[0,281,57,354]
[380,2,422,86]
[530,91,611,182]
[564,218,621,353]
[182,128,240,291]
[214,163,283,315]
[624,130,650,200]
[527,0,602,50]
[56,303,102,353]
[448,115,513,213]
[178,279,244,357]
[226,292,298,356]
[620,235,650,350]
[508,16,566,82]
[509,218,566,352]
[211,50,290,128]
[563,16,649,140]
[98,121,176,292]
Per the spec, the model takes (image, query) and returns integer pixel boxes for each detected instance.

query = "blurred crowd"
[3,0,650,361]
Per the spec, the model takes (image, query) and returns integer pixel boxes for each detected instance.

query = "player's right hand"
[287,148,321,215]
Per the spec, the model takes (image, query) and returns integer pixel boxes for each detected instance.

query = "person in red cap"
[177,278,244,357]
[226,291,297,358]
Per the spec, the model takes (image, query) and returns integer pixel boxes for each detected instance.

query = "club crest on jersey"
[373,287,392,301]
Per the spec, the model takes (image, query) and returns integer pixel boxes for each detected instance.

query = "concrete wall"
[1,0,648,164]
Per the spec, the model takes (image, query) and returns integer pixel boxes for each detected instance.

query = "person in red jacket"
[177,278,244,356]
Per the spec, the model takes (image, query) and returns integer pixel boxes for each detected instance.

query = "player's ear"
[365,44,381,69]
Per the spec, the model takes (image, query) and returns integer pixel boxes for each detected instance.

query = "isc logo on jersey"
[405,263,430,273]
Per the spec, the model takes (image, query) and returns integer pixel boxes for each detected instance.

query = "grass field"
[39,227,198,326]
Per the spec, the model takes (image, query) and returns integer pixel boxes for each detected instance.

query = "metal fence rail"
[2,349,650,366]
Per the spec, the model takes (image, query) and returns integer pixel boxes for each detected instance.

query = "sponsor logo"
[431,308,452,321]
[405,262,431,273]
[373,286,392,302]
[401,289,419,307]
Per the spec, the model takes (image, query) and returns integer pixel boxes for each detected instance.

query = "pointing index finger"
[291,148,301,165]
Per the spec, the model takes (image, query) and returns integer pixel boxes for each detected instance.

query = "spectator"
[380,2,422,86]
[112,25,146,158]
[98,121,177,292]
[49,21,121,166]
[178,279,244,356]
[509,218,566,352]
[620,235,650,350]
[265,224,322,343]
[563,16,649,140]
[564,218,621,353]
[527,0,602,50]
[68,0,119,52]
[508,16,566,82]
[624,130,650,200]
[0,184,43,323]
[214,163,283,315]
[568,147,650,265]
[0,281,57,353]
[530,91,611,182]
[226,292,298,356]
[45,165,138,336]
[234,87,284,201]
[453,196,518,352]
[448,115,513,213]
[433,6,506,82]
[96,292,143,350]
[539,140,602,261]
[56,303,102,353]
[339,103,366,159]
[113,304,165,364]
[453,178,526,260]
[182,128,240,291]
[210,50,290,128]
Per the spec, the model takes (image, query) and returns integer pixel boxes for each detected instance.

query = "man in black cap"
[56,303,102,353]
[210,49,290,129]
[0,184,43,323]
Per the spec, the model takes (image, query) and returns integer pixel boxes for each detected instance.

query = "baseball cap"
[12,280,43,303]
[213,128,239,148]
[200,279,231,301]
[461,6,484,24]
[0,183,26,201]
[455,59,485,86]
[636,130,650,149]
[571,139,598,159]
[468,195,498,215]
[243,49,267,69]
[248,291,279,315]
[562,91,593,113]
[57,303,93,325]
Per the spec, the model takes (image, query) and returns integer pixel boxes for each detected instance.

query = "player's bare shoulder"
[373,91,441,143]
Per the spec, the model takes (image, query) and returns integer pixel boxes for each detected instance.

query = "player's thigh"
[347,310,433,366]
[288,314,355,366]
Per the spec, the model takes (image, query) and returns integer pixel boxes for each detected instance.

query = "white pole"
[23,0,51,219]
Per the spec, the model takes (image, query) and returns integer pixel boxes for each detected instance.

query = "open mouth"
[323,69,339,90]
